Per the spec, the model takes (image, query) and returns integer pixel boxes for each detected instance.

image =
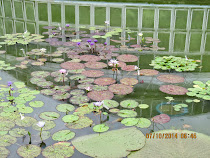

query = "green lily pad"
[14,82,26,89]
[42,143,74,158]
[39,112,60,120]
[72,127,145,158]
[0,111,19,121]
[93,124,109,133]
[121,118,139,126]
[18,106,33,113]
[29,101,44,108]
[109,108,120,113]
[135,118,151,128]
[128,130,210,158]
[3,106,17,112]
[15,116,37,127]
[69,74,86,80]
[62,115,79,123]
[17,145,41,158]
[0,147,10,158]
[186,99,193,103]
[0,121,15,130]
[9,128,27,137]
[32,121,56,131]
[41,89,56,96]
[69,95,90,104]
[66,116,93,129]
[0,135,16,146]
[53,93,71,100]
[138,104,149,109]
[70,89,85,96]
[103,100,119,108]
[75,106,92,115]
[0,131,8,136]
[203,96,210,100]
[52,130,75,141]
[56,104,75,113]
[117,110,137,118]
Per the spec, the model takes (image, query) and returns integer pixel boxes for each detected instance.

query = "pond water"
[0,0,210,158]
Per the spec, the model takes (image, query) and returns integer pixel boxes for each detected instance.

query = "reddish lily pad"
[120,78,138,86]
[121,65,136,71]
[80,55,101,62]
[78,78,95,84]
[157,74,185,83]
[70,95,90,104]
[117,54,138,62]
[159,85,188,95]
[151,114,170,124]
[85,62,107,69]
[94,78,116,86]
[108,61,126,68]
[109,84,133,95]
[139,69,159,76]
[53,93,71,100]
[87,90,114,101]
[31,61,44,66]
[82,70,104,77]
[41,89,56,96]
[61,61,85,70]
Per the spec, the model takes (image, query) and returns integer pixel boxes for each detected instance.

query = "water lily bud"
[59,69,67,74]
[37,121,45,128]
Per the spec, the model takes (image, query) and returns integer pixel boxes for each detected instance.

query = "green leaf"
[120,100,138,108]
[52,130,75,141]
[93,124,109,133]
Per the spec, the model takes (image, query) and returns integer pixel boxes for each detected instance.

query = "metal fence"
[1,0,210,54]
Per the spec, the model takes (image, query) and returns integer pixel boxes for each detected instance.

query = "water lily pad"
[85,62,107,69]
[56,104,75,113]
[117,54,138,62]
[121,65,136,71]
[75,106,92,115]
[138,69,159,76]
[93,124,109,133]
[15,116,37,127]
[0,121,15,130]
[92,85,108,91]
[31,71,50,78]
[61,61,85,70]
[77,83,93,90]
[69,95,90,104]
[53,93,71,100]
[103,100,119,108]
[82,70,104,77]
[29,101,44,108]
[72,127,145,158]
[42,143,74,158]
[0,147,10,158]
[109,84,133,95]
[157,74,185,83]
[18,106,34,114]
[66,116,93,129]
[30,77,46,84]
[3,106,17,112]
[120,78,138,86]
[69,74,86,80]
[62,115,79,123]
[139,104,149,109]
[31,61,44,66]
[135,118,151,128]
[37,81,53,88]
[9,128,27,137]
[128,130,210,158]
[159,85,188,95]
[53,86,71,93]
[87,90,114,101]
[78,78,95,84]
[14,82,26,88]
[70,89,85,96]
[32,121,56,131]
[94,77,116,86]
[52,58,64,63]
[0,135,16,146]
[120,100,138,108]
[80,55,101,62]
[54,76,68,82]
[121,118,139,126]
[52,130,75,141]
[41,89,56,96]
[151,114,170,124]
[117,110,137,118]
[39,112,60,120]
[17,145,41,158]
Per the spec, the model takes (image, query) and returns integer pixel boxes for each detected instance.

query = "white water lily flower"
[134,66,140,70]
[37,121,45,128]
[185,55,188,60]
[40,48,46,53]
[20,113,25,120]
[85,87,91,91]
[138,32,143,36]
[24,30,28,34]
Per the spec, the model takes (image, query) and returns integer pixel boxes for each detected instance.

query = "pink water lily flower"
[94,101,103,107]
[85,87,92,91]
[108,59,119,67]
[59,69,67,74]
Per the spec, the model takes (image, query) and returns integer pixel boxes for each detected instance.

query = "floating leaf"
[82,70,104,78]
[66,116,93,129]
[0,135,16,146]
[56,104,75,113]
[69,95,90,104]
[109,84,133,95]
[117,110,137,118]
[94,77,116,86]
[18,107,33,114]
[152,114,170,124]
[62,115,79,123]
[72,127,145,158]
[157,74,185,83]
[87,90,114,101]
[159,85,188,95]
[39,112,60,120]
[32,121,56,131]
[42,143,74,158]
[0,121,15,130]
[15,116,37,127]
[117,54,138,62]
[135,118,151,128]
[17,145,41,158]
[0,147,10,158]
[9,128,27,137]
[138,104,149,109]
[103,100,119,108]
[120,100,138,108]
[61,61,85,70]
[80,55,101,62]
[93,124,109,133]
[41,89,56,96]
[85,61,107,69]
[29,101,44,108]
[121,118,139,126]
[70,89,85,96]
[52,130,75,141]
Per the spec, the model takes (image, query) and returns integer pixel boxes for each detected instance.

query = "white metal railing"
[0,0,210,54]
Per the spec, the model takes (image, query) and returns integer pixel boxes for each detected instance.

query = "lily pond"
[0,0,210,158]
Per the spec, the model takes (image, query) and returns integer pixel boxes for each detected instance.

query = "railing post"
[34,1,39,34]
[185,8,192,53]
[200,8,208,54]
[169,7,175,54]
